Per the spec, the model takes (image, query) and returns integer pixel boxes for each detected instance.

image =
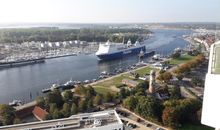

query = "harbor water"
[0,29,192,103]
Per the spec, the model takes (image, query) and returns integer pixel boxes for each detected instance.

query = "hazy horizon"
[0,0,219,24]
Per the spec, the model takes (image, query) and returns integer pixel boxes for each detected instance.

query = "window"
[211,45,220,74]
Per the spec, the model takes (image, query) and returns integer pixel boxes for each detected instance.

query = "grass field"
[93,85,116,95]
[169,54,195,65]
[135,66,155,76]
[95,74,132,87]
[178,124,214,130]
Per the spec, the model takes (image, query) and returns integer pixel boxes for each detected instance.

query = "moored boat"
[42,88,51,93]
[9,100,22,106]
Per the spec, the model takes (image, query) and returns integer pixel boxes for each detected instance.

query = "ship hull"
[96,46,146,60]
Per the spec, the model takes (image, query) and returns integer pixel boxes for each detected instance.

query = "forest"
[0,28,151,43]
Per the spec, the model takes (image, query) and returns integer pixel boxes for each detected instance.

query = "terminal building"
[202,41,220,130]
[0,110,123,130]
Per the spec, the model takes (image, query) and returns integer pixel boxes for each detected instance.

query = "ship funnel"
[127,39,132,46]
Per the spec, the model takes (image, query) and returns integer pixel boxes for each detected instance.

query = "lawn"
[169,54,195,65]
[93,85,116,95]
[178,124,214,130]
[95,74,132,87]
[135,66,155,76]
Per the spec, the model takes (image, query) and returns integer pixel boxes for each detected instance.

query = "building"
[0,110,123,130]
[202,41,220,130]
[32,106,49,121]
[122,79,139,88]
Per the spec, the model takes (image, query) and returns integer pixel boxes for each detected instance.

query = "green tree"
[87,99,94,111]
[176,73,184,81]
[63,90,73,102]
[72,96,80,105]
[179,98,202,123]
[0,104,16,125]
[79,100,87,112]
[169,86,181,100]
[71,103,78,115]
[162,107,181,128]
[49,103,57,114]
[191,77,204,87]
[36,96,45,108]
[136,81,149,89]
[13,118,22,124]
[135,73,140,79]
[61,103,71,117]
[74,85,87,95]
[157,72,172,83]
[86,86,96,96]
[171,52,181,59]
[94,94,102,105]
[123,96,138,111]
[52,109,63,119]
[131,85,146,96]
[104,92,113,102]
[163,72,173,82]
[135,96,163,121]
[119,88,126,99]
[163,98,202,126]
[47,89,64,108]
[45,113,53,120]
[85,91,92,100]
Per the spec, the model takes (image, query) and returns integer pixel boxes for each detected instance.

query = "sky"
[0,0,219,23]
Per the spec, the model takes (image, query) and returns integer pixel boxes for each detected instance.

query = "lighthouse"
[149,70,156,93]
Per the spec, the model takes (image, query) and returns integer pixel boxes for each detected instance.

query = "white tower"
[149,70,156,93]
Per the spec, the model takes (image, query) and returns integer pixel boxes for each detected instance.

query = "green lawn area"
[135,66,155,76]
[178,124,214,130]
[95,74,132,87]
[93,86,116,95]
[170,54,195,65]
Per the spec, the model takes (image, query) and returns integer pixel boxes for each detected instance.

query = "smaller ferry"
[60,79,75,90]
[42,83,60,93]
[42,88,51,93]
[9,100,22,107]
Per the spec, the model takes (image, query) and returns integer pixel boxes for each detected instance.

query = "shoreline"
[14,64,150,111]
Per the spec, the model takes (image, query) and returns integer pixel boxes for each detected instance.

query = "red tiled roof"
[32,106,48,121]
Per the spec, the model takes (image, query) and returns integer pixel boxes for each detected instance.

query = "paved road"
[121,117,152,130]
[180,86,197,99]
[117,107,167,130]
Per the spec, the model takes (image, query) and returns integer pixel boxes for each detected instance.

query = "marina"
[0,29,191,103]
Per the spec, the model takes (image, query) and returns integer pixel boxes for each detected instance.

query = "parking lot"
[116,107,166,130]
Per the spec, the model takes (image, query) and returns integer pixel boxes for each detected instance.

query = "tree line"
[0,28,151,43]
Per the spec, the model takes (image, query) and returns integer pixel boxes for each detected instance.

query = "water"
[0,29,192,103]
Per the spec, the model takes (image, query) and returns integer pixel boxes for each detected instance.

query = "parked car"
[156,127,165,130]
[145,123,152,127]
